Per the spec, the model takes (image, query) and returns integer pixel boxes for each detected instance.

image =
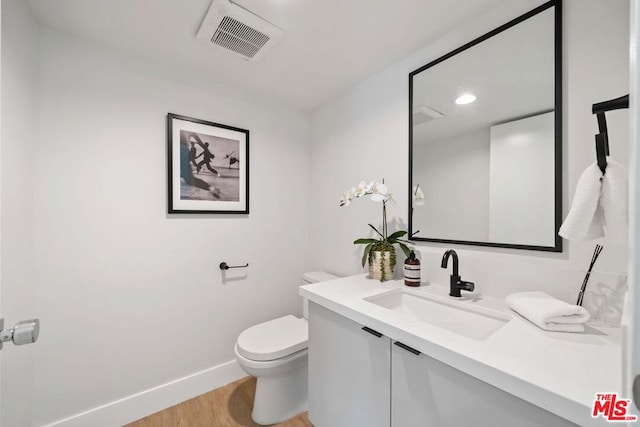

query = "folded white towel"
[505,291,590,332]
[559,157,628,244]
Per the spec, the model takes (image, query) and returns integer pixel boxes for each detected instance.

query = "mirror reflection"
[409,2,561,251]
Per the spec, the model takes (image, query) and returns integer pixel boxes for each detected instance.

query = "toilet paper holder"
[219,262,249,270]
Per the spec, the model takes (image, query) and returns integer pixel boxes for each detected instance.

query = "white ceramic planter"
[369,250,395,281]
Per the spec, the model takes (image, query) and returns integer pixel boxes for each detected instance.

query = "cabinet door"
[391,342,578,427]
[308,302,391,427]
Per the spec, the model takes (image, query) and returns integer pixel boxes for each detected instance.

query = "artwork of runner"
[167,113,249,214]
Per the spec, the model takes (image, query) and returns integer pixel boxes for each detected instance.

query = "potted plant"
[339,180,411,281]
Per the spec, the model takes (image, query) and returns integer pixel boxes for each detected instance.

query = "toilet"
[234,271,338,425]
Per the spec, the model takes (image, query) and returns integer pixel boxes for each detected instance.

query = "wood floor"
[126,376,312,427]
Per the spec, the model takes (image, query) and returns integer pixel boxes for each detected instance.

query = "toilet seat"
[237,315,308,361]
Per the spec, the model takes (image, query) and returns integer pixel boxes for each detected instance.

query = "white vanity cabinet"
[391,343,578,427]
[308,302,391,427]
[309,301,578,427]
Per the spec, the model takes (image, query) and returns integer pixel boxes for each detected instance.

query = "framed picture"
[167,113,249,214]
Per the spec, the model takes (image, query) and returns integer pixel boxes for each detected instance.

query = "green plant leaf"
[387,230,407,241]
[397,242,411,257]
[368,224,384,238]
[362,243,373,267]
[354,238,378,245]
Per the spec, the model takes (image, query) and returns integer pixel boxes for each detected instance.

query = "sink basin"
[364,289,511,340]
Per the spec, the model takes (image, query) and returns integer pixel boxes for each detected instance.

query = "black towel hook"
[591,94,629,175]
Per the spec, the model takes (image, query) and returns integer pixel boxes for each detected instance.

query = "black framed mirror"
[408,0,562,252]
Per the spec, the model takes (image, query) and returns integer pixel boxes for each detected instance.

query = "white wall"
[413,128,490,241]
[29,28,310,426]
[309,0,630,300]
[489,112,555,246]
[1,0,37,425]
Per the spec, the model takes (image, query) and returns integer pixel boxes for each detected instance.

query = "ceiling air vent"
[196,0,284,62]
[413,105,444,125]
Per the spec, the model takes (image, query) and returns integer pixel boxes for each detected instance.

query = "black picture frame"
[167,113,249,214]
[408,0,562,252]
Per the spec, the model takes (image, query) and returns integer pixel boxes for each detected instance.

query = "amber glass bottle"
[403,251,421,287]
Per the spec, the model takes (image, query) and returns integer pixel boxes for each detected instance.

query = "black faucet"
[440,249,475,297]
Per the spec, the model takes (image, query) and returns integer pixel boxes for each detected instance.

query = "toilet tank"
[302,271,339,319]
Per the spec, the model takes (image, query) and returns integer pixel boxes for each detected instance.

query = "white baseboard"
[42,360,246,427]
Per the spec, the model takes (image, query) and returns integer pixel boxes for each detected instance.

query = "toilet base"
[250,356,308,425]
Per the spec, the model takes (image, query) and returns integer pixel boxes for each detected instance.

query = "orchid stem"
[383,200,387,241]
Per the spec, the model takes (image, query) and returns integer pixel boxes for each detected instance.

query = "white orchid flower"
[370,182,388,202]
[354,181,368,198]
[339,179,393,205]
[413,184,425,207]
[339,187,356,206]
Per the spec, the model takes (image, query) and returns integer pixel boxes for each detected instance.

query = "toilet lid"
[303,271,339,283]
[237,315,308,361]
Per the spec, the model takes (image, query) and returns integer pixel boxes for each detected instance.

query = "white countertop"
[300,274,622,427]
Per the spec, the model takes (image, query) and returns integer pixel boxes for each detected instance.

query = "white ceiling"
[25,0,506,112]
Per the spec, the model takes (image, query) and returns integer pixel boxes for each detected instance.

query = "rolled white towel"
[505,291,590,332]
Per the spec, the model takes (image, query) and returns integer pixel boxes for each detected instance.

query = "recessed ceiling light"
[455,94,476,105]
